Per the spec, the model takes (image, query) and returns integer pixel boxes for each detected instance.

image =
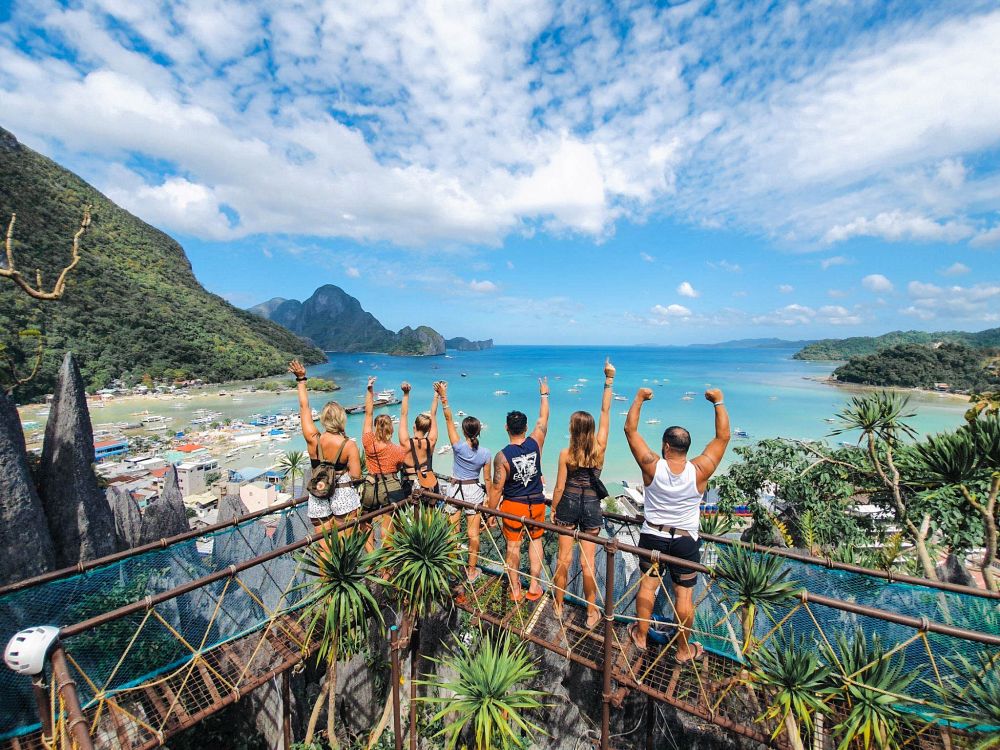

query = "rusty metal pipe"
[31,676,54,746]
[601,541,617,750]
[49,643,93,750]
[409,626,419,750]
[282,670,292,750]
[0,494,313,596]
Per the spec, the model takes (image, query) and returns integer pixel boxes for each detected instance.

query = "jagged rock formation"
[250,285,484,356]
[445,336,494,351]
[216,492,250,524]
[38,353,119,566]
[0,390,56,585]
[108,485,143,549]
[139,467,190,544]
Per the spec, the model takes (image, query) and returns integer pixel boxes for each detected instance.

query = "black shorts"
[554,492,603,531]
[638,532,701,588]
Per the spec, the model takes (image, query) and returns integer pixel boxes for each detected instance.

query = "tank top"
[565,465,601,499]
[501,436,544,500]
[641,459,700,540]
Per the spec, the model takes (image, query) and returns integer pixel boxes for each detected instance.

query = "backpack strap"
[409,438,426,478]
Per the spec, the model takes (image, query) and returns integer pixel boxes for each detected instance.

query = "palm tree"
[830,392,938,580]
[297,526,383,748]
[417,631,547,750]
[825,628,914,750]
[713,545,800,654]
[911,414,1000,590]
[375,508,463,748]
[747,630,833,750]
[279,450,308,495]
[931,650,1000,750]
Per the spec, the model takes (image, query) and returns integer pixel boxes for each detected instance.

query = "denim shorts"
[638,532,701,588]
[554,491,603,531]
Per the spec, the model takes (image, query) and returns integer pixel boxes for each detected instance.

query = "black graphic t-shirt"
[501,437,544,500]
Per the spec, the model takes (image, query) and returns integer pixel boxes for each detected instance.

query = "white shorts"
[308,481,361,519]
[440,480,486,515]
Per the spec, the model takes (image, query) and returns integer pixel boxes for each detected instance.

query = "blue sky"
[1,0,998,345]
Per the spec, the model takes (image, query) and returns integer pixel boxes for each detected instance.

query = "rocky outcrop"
[38,353,119,567]
[249,284,481,356]
[108,485,143,549]
[0,390,56,585]
[217,492,250,524]
[445,336,494,351]
[139,467,190,543]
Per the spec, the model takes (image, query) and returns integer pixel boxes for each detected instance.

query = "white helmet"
[4,626,60,676]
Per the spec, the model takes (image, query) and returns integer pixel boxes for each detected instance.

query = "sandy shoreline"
[804,375,971,404]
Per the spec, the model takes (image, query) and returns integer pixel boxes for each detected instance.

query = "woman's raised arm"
[437,382,460,445]
[289,360,319,446]
[428,387,440,447]
[398,382,411,446]
[363,376,376,434]
[597,357,615,454]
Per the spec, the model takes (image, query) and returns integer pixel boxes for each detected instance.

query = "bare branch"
[0,206,90,300]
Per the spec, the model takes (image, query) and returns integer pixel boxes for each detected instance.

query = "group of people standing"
[287,358,730,664]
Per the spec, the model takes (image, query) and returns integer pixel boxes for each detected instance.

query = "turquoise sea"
[303,345,967,488]
[21,346,967,490]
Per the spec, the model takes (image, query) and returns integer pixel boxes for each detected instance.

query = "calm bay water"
[21,346,968,489]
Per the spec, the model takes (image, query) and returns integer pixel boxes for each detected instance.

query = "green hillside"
[0,127,325,400]
[832,342,1000,391]
[794,327,1000,360]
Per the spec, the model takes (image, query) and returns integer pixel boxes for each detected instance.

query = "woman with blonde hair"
[361,376,408,547]
[551,358,615,628]
[398,381,439,494]
[289,360,361,535]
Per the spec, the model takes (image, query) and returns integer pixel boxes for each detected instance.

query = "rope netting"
[0,501,316,741]
[2,483,998,748]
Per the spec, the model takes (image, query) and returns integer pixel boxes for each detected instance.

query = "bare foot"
[552,600,563,620]
[627,623,646,651]
[675,642,705,664]
[586,609,601,629]
[467,568,482,583]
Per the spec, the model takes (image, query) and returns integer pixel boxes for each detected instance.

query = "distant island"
[249,285,493,357]
[0,127,325,400]
[831,342,999,393]
[793,327,1000,360]
[698,337,818,349]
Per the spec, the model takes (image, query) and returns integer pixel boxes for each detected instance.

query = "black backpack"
[307,437,347,498]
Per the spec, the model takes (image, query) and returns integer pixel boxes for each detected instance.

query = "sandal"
[673,642,705,665]
[509,589,524,603]
[627,623,646,652]
[525,587,543,602]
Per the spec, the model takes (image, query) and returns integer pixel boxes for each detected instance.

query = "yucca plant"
[700,512,736,537]
[825,629,915,750]
[747,630,833,750]
[417,631,547,750]
[930,650,1000,750]
[713,546,800,653]
[296,527,383,748]
[376,507,463,619]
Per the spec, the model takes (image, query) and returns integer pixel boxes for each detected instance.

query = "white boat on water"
[375,389,396,402]
[646,418,661,424]
[494,389,509,396]
[436,445,452,455]
[681,395,694,401]
[613,395,627,401]
[734,429,750,439]
[567,387,580,393]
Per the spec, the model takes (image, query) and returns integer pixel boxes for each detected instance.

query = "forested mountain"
[0,127,325,399]
[794,327,1000,360]
[832,342,1000,391]
[250,285,491,355]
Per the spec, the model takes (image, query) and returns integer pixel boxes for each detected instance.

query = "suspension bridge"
[1,486,997,750]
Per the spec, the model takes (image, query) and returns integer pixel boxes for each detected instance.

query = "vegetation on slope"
[794,327,1000,361]
[832,342,1000,391]
[0,127,325,399]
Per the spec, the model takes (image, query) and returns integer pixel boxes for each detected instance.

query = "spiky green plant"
[713,546,800,653]
[930,651,1000,750]
[417,631,547,750]
[747,630,833,750]
[296,527,383,747]
[376,507,462,619]
[825,629,915,750]
[700,512,737,537]
[830,391,917,445]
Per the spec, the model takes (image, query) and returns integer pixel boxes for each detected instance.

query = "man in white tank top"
[623,386,730,663]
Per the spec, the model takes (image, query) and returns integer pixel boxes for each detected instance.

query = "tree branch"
[1,207,90,300]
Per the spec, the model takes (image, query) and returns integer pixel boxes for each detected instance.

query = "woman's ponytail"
[462,416,481,451]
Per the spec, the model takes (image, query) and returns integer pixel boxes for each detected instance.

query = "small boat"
[734,429,750,439]
[568,388,580,394]
[461,372,468,377]
[493,372,500,376]
[824,418,836,423]
[494,389,509,396]
[619,411,629,416]
[436,445,452,455]
[681,395,693,401]
[457,410,466,416]
[646,418,661,424]
[578,378,588,383]
[613,395,627,402]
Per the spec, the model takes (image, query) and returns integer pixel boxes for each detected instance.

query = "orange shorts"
[500,499,546,542]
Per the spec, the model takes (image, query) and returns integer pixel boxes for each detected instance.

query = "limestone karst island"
[1,3,998,750]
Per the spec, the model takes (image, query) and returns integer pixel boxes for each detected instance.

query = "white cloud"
[468,279,498,293]
[908,280,942,297]
[778,284,794,294]
[901,282,1000,322]
[1,2,999,250]
[827,289,848,298]
[818,305,863,325]
[862,274,894,293]
[707,259,740,273]
[823,211,974,245]
[506,260,515,270]
[651,303,692,319]
[941,262,970,276]
[971,225,1000,248]
[820,256,850,270]
[345,266,361,278]
[752,304,816,326]
[732,290,748,298]
[640,252,655,263]
[677,281,699,298]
